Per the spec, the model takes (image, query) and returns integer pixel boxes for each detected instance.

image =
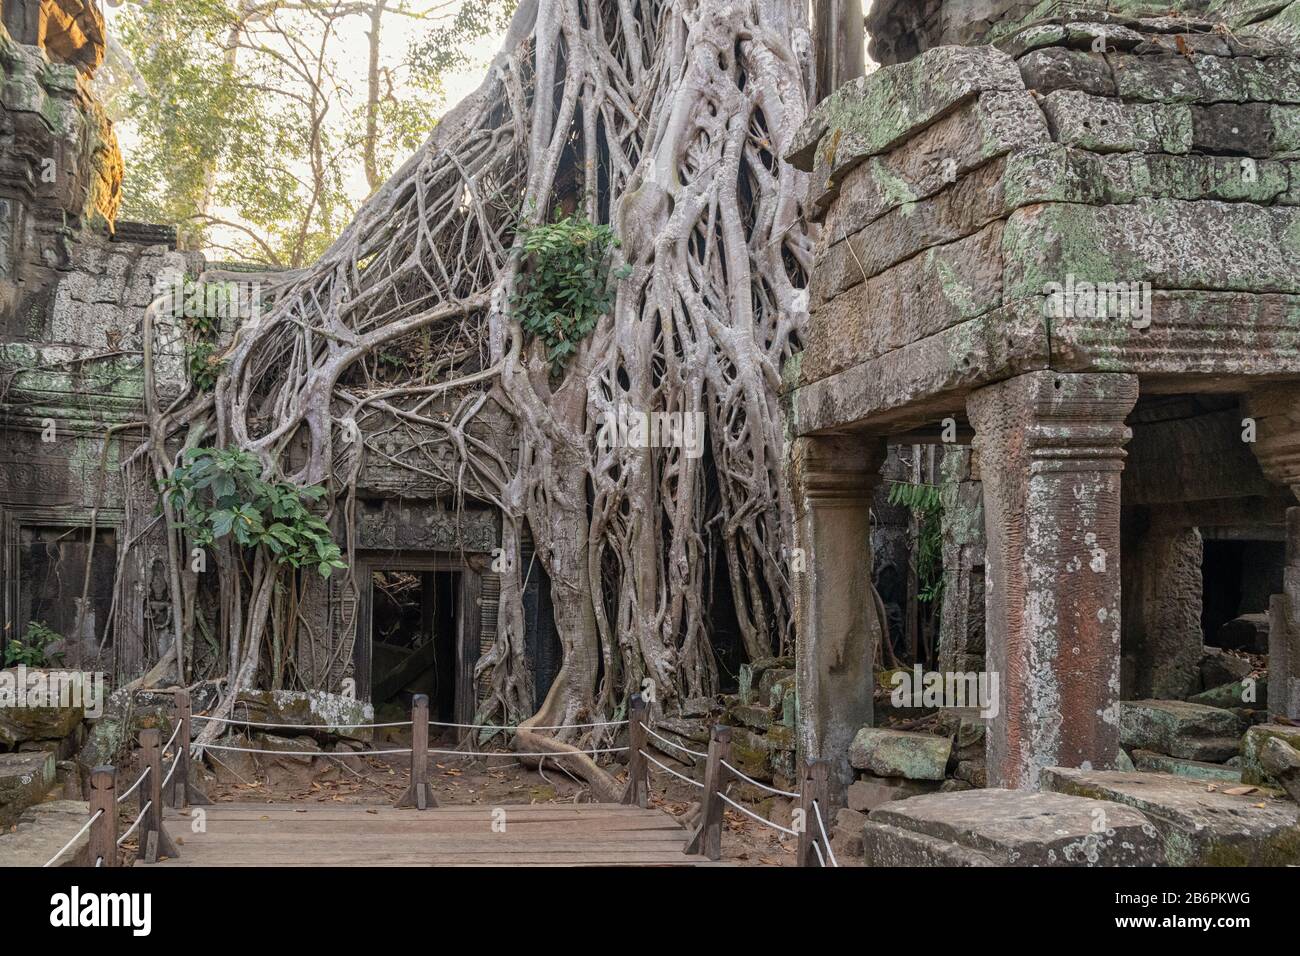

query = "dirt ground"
[195,727,797,866]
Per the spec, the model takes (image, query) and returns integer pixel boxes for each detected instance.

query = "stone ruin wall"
[789,0,1300,778]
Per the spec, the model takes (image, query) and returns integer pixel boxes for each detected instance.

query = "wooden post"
[138,729,180,863]
[620,694,648,808]
[169,690,211,808]
[88,766,117,868]
[394,693,437,808]
[797,760,833,867]
[684,724,731,860]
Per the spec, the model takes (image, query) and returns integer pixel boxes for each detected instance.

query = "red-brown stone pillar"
[966,371,1138,790]
[791,433,888,798]
[1244,385,1300,721]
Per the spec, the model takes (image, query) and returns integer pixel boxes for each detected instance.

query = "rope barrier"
[195,741,630,758]
[639,748,704,789]
[640,722,708,759]
[811,840,827,867]
[41,809,104,868]
[720,760,799,799]
[192,714,629,732]
[717,791,798,837]
[163,721,184,751]
[117,802,151,846]
[161,753,181,790]
[116,765,151,805]
[811,799,839,868]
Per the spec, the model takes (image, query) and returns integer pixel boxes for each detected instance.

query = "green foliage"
[887,481,944,604]
[5,622,64,667]
[162,447,347,578]
[510,216,629,374]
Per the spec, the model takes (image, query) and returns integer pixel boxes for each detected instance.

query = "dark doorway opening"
[370,569,459,723]
[1201,538,1284,646]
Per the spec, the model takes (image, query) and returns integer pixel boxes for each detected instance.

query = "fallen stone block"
[849,728,952,781]
[1259,737,1300,802]
[1131,749,1243,783]
[1199,647,1255,690]
[833,806,867,858]
[728,726,772,782]
[1043,767,1300,866]
[0,751,55,827]
[1242,723,1300,785]
[1188,678,1266,711]
[862,789,1164,866]
[846,775,940,813]
[232,689,375,744]
[1213,613,1270,653]
[1119,699,1246,760]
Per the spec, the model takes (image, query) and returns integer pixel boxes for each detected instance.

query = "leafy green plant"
[887,480,944,604]
[510,215,630,374]
[161,447,347,578]
[5,622,64,667]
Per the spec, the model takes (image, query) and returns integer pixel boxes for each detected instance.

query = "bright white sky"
[101,1,505,259]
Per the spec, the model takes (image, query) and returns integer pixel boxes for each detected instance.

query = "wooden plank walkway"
[156,802,714,866]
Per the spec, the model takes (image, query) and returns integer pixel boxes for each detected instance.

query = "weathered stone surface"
[1242,722,1300,784]
[726,703,772,731]
[846,775,941,812]
[863,788,1164,866]
[1120,700,1246,760]
[1200,647,1256,688]
[1188,678,1267,710]
[1131,749,1245,782]
[833,806,867,858]
[848,728,952,780]
[728,726,772,782]
[968,371,1137,789]
[231,690,375,744]
[1044,767,1300,865]
[0,751,55,827]
[1214,613,1271,653]
[1003,200,1300,302]
[791,45,1026,204]
[1258,736,1300,800]
[1039,90,1192,153]
[1019,47,1116,95]
[955,759,988,788]
[0,799,91,867]
[1122,521,1203,701]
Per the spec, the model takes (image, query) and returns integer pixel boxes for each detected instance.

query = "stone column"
[1121,508,1203,701]
[1245,385,1300,720]
[966,371,1138,790]
[938,444,986,675]
[791,433,887,799]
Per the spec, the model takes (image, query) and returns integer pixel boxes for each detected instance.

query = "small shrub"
[510,215,629,375]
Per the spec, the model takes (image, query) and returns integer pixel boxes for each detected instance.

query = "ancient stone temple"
[0,1,536,722]
[787,0,1300,826]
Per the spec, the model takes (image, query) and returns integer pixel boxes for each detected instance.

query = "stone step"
[0,800,91,867]
[0,751,55,827]
[1119,699,1246,760]
[1131,749,1243,784]
[861,789,1164,866]
[1042,767,1300,866]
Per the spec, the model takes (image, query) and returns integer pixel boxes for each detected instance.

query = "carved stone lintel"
[967,371,1138,790]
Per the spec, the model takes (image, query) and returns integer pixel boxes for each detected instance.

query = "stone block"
[1258,736,1300,801]
[846,775,940,813]
[1242,723,1300,785]
[729,726,772,782]
[231,689,375,744]
[862,789,1164,866]
[848,728,952,781]
[0,751,55,827]
[1119,699,1247,760]
[1131,749,1244,783]
[0,800,91,867]
[1043,767,1300,865]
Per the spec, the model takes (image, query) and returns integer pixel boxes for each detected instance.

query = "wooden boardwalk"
[156,802,714,866]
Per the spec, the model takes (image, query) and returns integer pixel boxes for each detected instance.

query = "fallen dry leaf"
[1224,786,1258,796]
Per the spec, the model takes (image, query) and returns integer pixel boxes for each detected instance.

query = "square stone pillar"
[1244,385,1300,720]
[791,433,888,799]
[966,372,1138,790]
[1121,508,1204,701]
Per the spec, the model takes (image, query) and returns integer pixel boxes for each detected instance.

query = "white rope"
[42,809,103,868]
[199,743,414,756]
[639,748,704,789]
[811,840,827,867]
[161,753,181,790]
[428,718,629,731]
[431,746,629,758]
[192,717,413,733]
[95,856,103,867]
[195,742,629,758]
[163,721,184,751]
[117,801,151,846]
[717,792,798,836]
[720,760,799,799]
[116,765,151,805]
[640,722,707,759]
[811,799,839,868]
